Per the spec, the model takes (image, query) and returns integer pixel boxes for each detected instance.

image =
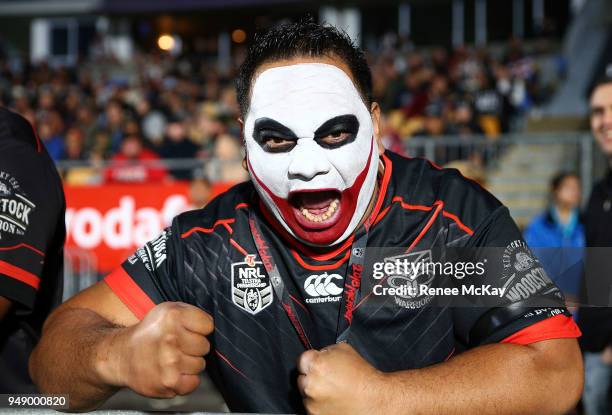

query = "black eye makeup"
[253,118,298,153]
[314,114,359,149]
[252,114,360,153]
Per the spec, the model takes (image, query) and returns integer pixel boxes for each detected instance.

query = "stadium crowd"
[0,35,563,184]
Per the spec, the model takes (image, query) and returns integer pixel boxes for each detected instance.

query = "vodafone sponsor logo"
[66,195,188,249]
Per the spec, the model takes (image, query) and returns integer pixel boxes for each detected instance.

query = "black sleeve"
[104,220,185,319]
[452,206,571,347]
[0,141,63,309]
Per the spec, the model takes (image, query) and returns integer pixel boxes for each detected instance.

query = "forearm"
[378,341,582,415]
[30,307,127,411]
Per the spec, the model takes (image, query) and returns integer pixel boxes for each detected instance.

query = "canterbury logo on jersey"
[304,273,343,304]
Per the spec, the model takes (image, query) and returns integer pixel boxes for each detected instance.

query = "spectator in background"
[59,127,86,161]
[90,129,112,160]
[38,113,64,161]
[473,70,504,136]
[100,99,127,152]
[450,101,484,136]
[524,172,585,304]
[137,99,167,147]
[378,113,405,155]
[103,134,167,183]
[579,76,612,415]
[159,120,199,180]
[210,133,247,182]
[75,104,98,152]
[189,176,212,209]
[413,102,452,137]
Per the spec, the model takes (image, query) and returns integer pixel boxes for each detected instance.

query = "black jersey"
[0,107,66,393]
[105,151,580,413]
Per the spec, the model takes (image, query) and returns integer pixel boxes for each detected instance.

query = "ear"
[370,102,384,154]
[238,117,248,172]
[238,117,245,140]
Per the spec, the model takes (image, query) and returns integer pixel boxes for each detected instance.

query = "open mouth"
[289,189,342,229]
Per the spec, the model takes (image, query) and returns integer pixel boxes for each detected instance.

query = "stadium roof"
[0,0,306,15]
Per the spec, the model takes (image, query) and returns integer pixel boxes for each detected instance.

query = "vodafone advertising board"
[65,182,232,273]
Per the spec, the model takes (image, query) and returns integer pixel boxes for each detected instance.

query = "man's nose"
[288,140,331,181]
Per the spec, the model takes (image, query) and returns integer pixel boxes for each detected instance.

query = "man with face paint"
[32,21,583,414]
[243,62,379,247]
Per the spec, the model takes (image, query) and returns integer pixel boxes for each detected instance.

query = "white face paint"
[244,63,379,246]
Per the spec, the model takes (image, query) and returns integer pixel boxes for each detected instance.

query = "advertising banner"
[64,182,233,273]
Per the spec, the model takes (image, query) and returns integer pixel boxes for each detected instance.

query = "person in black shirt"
[31,21,582,414]
[0,107,65,393]
[579,76,612,415]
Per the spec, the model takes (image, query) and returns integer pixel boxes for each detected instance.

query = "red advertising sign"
[64,182,233,273]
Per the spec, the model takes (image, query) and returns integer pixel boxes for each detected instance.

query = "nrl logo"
[231,255,273,315]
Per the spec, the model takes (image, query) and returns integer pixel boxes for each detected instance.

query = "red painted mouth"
[247,137,375,246]
[289,189,342,230]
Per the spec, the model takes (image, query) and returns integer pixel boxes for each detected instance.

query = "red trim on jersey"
[364,153,393,229]
[406,201,444,252]
[427,159,442,170]
[229,238,249,257]
[104,267,156,320]
[372,204,392,226]
[379,197,474,236]
[215,350,250,380]
[292,249,351,271]
[0,260,40,289]
[181,219,236,238]
[235,202,249,210]
[392,196,437,212]
[0,243,45,257]
[501,315,581,345]
[442,211,474,236]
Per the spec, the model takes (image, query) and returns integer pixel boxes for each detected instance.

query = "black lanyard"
[248,210,370,350]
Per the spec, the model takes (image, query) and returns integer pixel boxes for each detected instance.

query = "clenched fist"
[297,343,387,415]
[100,302,213,398]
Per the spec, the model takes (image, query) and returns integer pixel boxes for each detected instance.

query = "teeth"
[300,198,339,222]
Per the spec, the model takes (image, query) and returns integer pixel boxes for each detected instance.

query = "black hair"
[236,18,372,117]
[588,74,612,100]
[550,172,579,193]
